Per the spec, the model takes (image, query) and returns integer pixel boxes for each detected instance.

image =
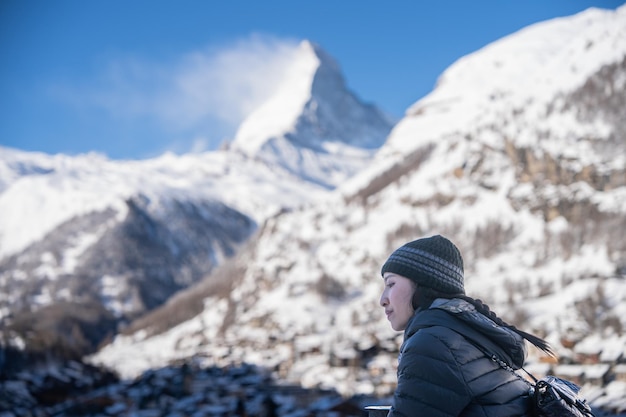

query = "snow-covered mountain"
[0,41,393,359]
[90,5,626,411]
[231,40,394,188]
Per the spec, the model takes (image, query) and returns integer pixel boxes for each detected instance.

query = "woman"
[380,235,553,417]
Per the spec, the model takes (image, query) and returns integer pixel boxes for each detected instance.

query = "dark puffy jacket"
[388,298,533,417]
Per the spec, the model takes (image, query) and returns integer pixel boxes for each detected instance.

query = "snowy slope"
[0,147,319,260]
[0,147,325,330]
[91,5,626,410]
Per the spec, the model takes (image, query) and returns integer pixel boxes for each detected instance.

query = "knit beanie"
[381,235,465,294]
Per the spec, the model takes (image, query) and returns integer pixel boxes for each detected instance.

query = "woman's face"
[380,272,416,331]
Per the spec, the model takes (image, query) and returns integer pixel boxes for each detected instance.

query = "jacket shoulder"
[408,299,527,369]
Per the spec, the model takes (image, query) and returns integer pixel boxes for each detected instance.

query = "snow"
[0,163,129,258]
[231,39,393,188]
[99,275,135,317]
[232,41,318,154]
[386,5,625,161]
[599,336,626,362]
[0,149,324,260]
[87,296,230,380]
[62,228,110,273]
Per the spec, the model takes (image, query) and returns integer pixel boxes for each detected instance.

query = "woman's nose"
[380,292,388,307]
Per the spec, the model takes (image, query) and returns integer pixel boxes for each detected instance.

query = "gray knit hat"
[381,235,465,294]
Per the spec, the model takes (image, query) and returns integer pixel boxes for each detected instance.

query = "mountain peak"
[231,40,322,155]
[231,40,394,188]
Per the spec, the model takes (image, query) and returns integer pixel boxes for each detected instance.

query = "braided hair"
[412,287,554,357]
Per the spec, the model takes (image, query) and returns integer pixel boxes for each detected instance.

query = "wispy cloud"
[52,34,301,151]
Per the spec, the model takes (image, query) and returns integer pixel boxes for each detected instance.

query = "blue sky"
[1,0,624,160]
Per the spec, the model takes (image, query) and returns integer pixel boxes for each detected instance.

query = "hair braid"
[413,287,554,357]
[458,295,554,356]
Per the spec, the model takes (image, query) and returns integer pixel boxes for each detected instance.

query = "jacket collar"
[404,298,527,369]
